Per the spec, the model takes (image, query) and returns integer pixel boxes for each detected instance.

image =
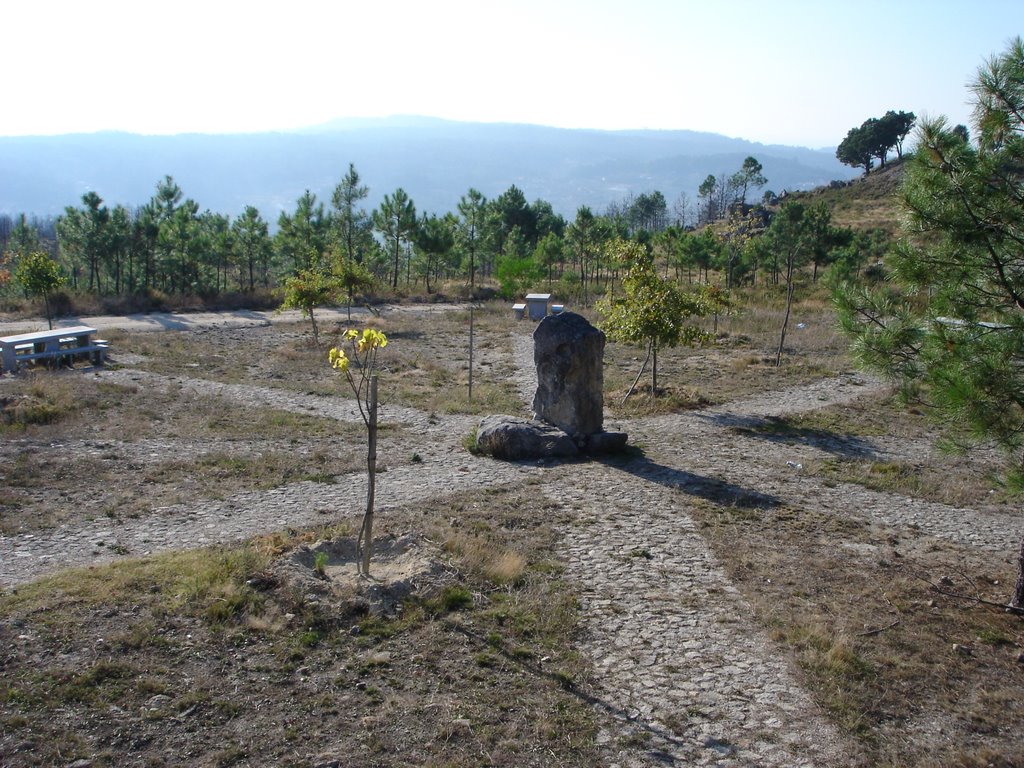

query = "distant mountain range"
[0,116,859,221]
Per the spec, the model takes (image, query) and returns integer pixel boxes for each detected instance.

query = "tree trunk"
[360,375,378,577]
[622,340,652,403]
[776,257,796,367]
[391,238,400,289]
[1012,530,1024,610]
[652,345,658,396]
[309,308,319,346]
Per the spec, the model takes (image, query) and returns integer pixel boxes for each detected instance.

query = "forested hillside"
[0,118,856,219]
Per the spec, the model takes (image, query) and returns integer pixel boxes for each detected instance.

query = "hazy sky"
[4,0,1020,147]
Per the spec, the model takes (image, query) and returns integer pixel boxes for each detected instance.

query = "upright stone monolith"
[532,312,605,437]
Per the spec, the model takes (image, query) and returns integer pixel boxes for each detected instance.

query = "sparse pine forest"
[0,148,886,315]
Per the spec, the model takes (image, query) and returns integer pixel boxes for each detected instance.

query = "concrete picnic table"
[0,325,107,373]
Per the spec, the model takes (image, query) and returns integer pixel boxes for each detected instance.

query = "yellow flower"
[357,328,388,352]
[328,347,349,373]
[344,329,359,341]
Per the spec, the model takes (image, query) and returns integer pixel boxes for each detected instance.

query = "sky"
[3,0,1021,148]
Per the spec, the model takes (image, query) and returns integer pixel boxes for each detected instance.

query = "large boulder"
[532,312,605,437]
[475,415,579,461]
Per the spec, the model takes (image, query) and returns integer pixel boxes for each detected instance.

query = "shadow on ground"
[695,412,879,459]
[600,452,780,509]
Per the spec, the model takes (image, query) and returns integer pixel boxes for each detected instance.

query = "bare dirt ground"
[1,302,1022,767]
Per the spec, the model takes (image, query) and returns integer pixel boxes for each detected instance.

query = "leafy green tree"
[628,191,669,234]
[676,228,721,284]
[57,192,111,293]
[730,156,768,206]
[861,117,891,168]
[566,206,605,302]
[491,185,538,254]
[331,163,374,266]
[530,199,566,241]
[834,38,1024,609]
[16,251,66,328]
[838,111,915,173]
[413,213,456,294]
[7,214,41,256]
[760,201,844,365]
[152,175,183,220]
[599,239,710,397]
[495,226,543,299]
[697,174,720,224]
[825,228,890,284]
[107,205,133,294]
[836,124,875,174]
[333,253,374,321]
[457,188,487,291]
[232,206,273,291]
[280,267,340,345]
[133,201,161,292]
[716,209,766,289]
[878,110,916,160]
[768,202,811,365]
[277,191,329,273]
[805,204,851,283]
[373,188,417,289]
[533,231,565,288]
[201,211,234,294]
[159,199,204,293]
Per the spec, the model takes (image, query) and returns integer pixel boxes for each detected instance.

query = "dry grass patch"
[0,372,385,534]
[690,498,1024,766]
[0,486,605,768]
[115,306,526,414]
[598,291,852,416]
[445,533,528,586]
[770,392,1016,507]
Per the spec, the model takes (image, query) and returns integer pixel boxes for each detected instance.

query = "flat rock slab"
[476,415,579,460]
[476,415,628,461]
[581,430,629,454]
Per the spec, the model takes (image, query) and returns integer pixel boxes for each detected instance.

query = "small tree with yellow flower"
[329,328,388,576]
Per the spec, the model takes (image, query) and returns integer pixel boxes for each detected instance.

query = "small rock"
[145,694,172,709]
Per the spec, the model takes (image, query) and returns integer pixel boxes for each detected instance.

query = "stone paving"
[549,462,851,767]
[3,315,1012,765]
[512,330,856,766]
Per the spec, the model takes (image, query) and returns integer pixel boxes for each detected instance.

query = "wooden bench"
[0,326,108,374]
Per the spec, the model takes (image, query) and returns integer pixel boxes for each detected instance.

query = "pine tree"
[834,37,1024,609]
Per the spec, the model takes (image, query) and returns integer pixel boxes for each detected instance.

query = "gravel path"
[3,313,1013,766]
